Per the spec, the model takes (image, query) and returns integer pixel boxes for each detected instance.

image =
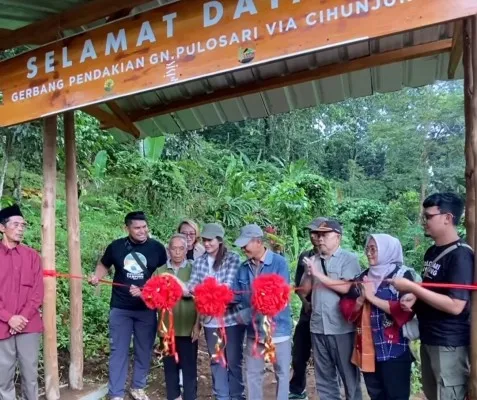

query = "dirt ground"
[49,335,422,400]
[55,335,317,400]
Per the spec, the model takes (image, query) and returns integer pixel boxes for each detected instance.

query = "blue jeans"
[204,325,246,400]
[108,308,157,397]
[245,338,292,400]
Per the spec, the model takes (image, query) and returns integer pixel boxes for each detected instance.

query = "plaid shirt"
[188,251,241,326]
[370,282,409,362]
[343,266,413,362]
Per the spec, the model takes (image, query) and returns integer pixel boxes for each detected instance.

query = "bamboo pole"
[42,116,60,400]
[64,111,84,390]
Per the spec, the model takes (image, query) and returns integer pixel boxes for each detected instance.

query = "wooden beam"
[106,7,134,22]
[449,20,464,79]
[82,105,137,137]
[129,39,453,124]
[64,111,84,391]
[0,0,155,50]
[42,115,60,400]
[106,101,141,138]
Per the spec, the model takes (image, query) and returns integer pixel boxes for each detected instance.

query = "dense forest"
[0,79,465,393]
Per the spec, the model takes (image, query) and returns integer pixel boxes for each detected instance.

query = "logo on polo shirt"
[123,252,147,280]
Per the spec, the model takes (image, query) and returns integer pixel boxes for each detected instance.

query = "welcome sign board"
[0,0,475,127]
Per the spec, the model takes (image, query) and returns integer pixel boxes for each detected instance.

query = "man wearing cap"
[90,211,167,400]
[288,217,326,400]
[0,204,44,400]
[233,224,293,400]
[299,219,362,400]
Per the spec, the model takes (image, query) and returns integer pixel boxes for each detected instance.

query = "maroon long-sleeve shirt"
[0,242,44,340]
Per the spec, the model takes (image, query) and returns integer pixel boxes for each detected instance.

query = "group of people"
[0,191,473,400]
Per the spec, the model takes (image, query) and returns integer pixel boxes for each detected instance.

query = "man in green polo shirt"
[156,233,198,400]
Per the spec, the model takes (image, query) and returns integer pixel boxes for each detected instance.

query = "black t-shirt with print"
[416,240,474,346]
[101,237,167,310]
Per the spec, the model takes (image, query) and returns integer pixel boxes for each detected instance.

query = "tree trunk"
[0,129,14,199]
[42,116,60,400]
[64,111,84,390]
[12,156,23,203]
[264,117,271,152]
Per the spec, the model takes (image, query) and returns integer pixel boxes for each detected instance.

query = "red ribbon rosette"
[142,274,183,362]
[194,277,234,367]
[251,274,291,363]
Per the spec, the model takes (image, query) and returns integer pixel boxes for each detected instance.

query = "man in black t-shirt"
[89,211,167,400]
[288,217,325,400]
[392,193,473,400]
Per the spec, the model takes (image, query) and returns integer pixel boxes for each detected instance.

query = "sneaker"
[129,388,150,400]
[110,397,123,400]
[288,393,308,400]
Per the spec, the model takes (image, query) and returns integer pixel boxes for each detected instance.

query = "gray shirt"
[309,247,361,335]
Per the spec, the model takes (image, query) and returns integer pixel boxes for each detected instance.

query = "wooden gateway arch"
[1,0,477,398]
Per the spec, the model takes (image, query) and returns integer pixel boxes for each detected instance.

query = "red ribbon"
[43,270,477,292]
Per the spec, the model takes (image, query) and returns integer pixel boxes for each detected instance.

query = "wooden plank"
[82,105,135,136]
[64,111,84,391]
[448,20,464,79]
[0,0,158,50]
[1,0,477,128]
[42,116,60,400]
[106,8,134,22]
[129,39,453,123]
[106,101,141,138]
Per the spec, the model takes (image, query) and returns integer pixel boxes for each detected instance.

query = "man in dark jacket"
[288,217,325,400]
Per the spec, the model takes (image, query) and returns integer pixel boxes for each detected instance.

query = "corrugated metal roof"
[109,22,461,138]
[0,1,462,139]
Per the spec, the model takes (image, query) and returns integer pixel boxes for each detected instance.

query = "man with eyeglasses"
[0,204,44,400]
[299,219,362,400]
[392,192,473,400]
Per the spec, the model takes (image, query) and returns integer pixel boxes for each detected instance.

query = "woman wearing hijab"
[340,234,418,400]
[178,220,205,261]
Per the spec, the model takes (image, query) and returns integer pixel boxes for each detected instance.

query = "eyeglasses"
[9,222,28,230]
[181,232,196,237]
[421,212,449,222]
[365,246,377,255]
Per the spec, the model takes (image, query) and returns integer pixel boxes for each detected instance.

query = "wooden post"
[64,111,84,390]
[467,15,477,400]
[42,116,60,400]
[465,20,476,249]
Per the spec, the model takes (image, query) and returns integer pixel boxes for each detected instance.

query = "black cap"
[0,204,23,223]
[314,219,342,235]
[124,211,147,225]
[307,217,327,231]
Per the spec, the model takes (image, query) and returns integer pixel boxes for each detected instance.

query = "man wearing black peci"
[89,211,167,400]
